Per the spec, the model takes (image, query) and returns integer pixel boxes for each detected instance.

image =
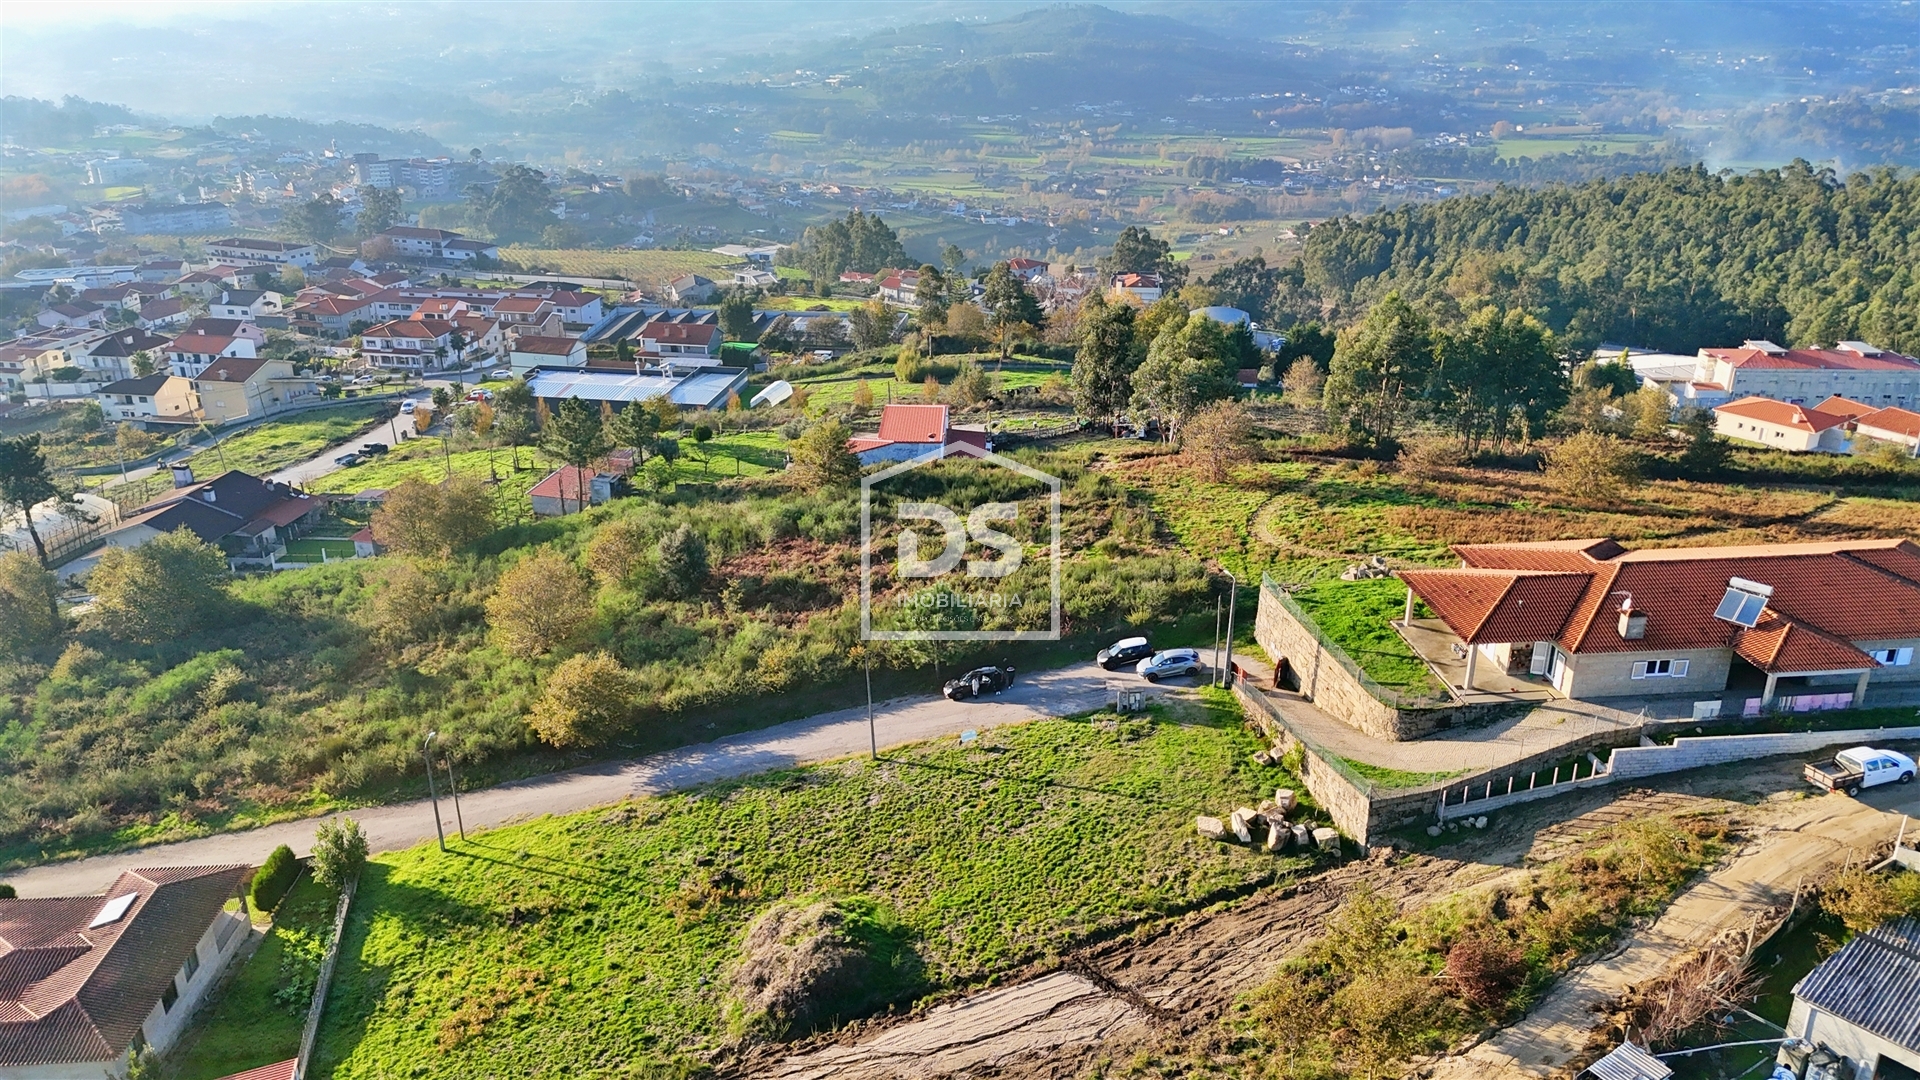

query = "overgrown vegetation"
[315,700,1318,1078]
[1230,814,1728,1080]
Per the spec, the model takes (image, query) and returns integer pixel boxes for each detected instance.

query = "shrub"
[250,844,300,912]
[1544,431,1638,502]
[310,817,368,893]
[0,883,15,899]
[527,651,642,747]
[655,524,709,599]
[485,548,593,657]
[1821,864,1920,933]
[1395,434,1463,479]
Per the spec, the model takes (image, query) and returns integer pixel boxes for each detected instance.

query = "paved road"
[265,394,426,488]
[2,661,1153,897]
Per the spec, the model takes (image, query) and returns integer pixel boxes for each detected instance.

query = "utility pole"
[444,751,466,841]
[866,651,877,760]
[423,730,446,851]
[1222,569,1238,689]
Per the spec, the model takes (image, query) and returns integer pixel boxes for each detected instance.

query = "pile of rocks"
[1340,555,1392,581]
[1195,790,1342,854]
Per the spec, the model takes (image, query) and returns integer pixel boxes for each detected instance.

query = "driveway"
[2,661,1146,897]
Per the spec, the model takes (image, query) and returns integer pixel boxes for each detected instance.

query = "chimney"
[202,488,216,503]
[1616,593,1646,640]
[171,464,194,488]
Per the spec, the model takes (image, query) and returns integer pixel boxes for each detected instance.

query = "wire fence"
[1261,575,1454,710]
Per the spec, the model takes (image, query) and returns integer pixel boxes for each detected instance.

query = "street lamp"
[423,730,446,852]
[443,746,466,841]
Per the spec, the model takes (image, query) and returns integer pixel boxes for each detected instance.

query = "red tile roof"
[1713,396,1849,433]
[211,1060,297,1080]
[876,404,949,444]
[1811,395,1879,421]
[1703,346,1920,373]
[529,465,598,500]
[1857,407,1920,441]
[0,865,250,1068]
[1733,612,1877,674]
[195,357,270,384]
[1405,537,1920,659]
[167,334,238,356]
[511,335,583,356]
[639,323,720,347]
[1397,569,1592,645]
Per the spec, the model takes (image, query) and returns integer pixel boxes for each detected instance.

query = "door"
[1529,642,1551,676]
[1548,649,1569,693]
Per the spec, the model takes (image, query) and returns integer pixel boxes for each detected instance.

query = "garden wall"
[1606,725,1920,780]
[1234,681,1376,845]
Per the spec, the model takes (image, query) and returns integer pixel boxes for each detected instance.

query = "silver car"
[1136,648,1204,683]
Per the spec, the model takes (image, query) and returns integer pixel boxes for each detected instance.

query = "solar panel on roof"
[88,892,138,928]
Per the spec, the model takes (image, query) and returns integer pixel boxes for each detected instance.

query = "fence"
[292,874,357,1080]
[2,499,121,565]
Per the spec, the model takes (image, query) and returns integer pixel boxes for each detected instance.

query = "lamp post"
[866,651,877,761]
[423,730,445,852]
[1218,569,1238,689]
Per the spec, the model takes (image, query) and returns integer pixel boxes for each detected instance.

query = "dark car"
[1097,635,1154,670]
[361,442,389,455]
[333,452,362,467]
[943,665,1016,701]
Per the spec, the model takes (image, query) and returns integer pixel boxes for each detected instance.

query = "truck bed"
[1805,758,1862,791]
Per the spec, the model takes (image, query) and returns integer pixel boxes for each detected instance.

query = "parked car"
[1805,746,1916,796]
[943,665,1016,701]
[361,442,389,456]
[333,453,361,467]
[1136,648,1204,683]
[399,400,417,414]
[489,368,514,380]
[351,374,375,385]
[1097,636,1155,670]
[466,388,494,402]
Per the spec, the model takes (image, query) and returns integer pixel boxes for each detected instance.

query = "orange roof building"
[1398,537,1920,703]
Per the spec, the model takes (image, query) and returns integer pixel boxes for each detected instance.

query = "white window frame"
[1870,647,1913,666]
[1631,658,1690,679]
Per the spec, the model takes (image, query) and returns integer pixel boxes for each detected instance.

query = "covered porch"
[1393,616,1560,704]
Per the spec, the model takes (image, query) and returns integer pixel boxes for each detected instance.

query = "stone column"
[1463,643,1478,691]
[1762,672,1778,706]
[1854,669,1870,707]
[1402,587,1415,625]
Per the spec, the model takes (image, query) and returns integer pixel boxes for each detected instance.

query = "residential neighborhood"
[2,5,1917,1080]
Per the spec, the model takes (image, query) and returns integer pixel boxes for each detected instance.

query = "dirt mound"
[731,899,899,1037]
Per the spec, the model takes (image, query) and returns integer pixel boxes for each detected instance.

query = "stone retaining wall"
[1234,682,1377,843]
[1254,586,1457,741]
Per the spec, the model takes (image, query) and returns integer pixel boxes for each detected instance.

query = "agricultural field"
[1493,133,1661,160]
[314,693,1320,1079]
[496,247,736,286]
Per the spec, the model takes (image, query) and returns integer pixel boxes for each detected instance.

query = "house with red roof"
[0,865,253,1077]
[164,331,256,378]
[637,321,721,364]
[529,464,616,517]
[1854,406,1920,454]
[1005,258,1049,281]
[1711,395,1853,452]
[846,403,990,465]
[360,318,461,374]
[1389,537,1920,708]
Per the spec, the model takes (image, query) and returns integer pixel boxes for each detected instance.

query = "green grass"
[281,538,360,561]
[184,402,392,477]
[1493,134,1658,160]
[168,875,336,1080]
[315,694,1318,1078]
[1332,756,1469,790]
[1290,578,1448,701]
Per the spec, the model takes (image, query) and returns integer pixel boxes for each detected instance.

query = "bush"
[527,651,643,747]
[250,844,300,912]
[0,883,15,899]
[655,524,709,599]
[1544,431,1638,501]
[310,817,368,893]
[485,548,593,657]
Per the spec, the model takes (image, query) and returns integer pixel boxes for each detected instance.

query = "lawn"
[281,538,359,562]
[315,693,1318,1079]
[168,875,337,1080]
[1285,578,1449,703]
[184,402,393,478]
[312,439,551,523]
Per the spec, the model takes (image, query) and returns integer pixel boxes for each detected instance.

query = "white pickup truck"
[1804,746,1917,796]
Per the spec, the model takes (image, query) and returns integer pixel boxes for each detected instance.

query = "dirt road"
[3,662,1129,898]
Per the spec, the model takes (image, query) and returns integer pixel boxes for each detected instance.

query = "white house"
[0,865,254,1079]
[164,332,257,379]
[203,238,317,268]
[637,322,721,364]
[1711,396,1851,453]
[1854,406,1920,454]
[509,335,589,375]
[210,290,282,321]
[359,318,460,374]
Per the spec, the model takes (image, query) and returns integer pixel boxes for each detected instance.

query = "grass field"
[1288,578,1448,701]
[281,538,359,562]
[184,402,394,477]
[1494,134,1659,160]
[496,247,736,286]
[169,876,335,1080]
[315,691,1316,1079]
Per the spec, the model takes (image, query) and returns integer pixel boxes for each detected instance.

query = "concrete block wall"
[1607,725,1920,780]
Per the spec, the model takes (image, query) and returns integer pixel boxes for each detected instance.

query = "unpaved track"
[750,853,1508,1079]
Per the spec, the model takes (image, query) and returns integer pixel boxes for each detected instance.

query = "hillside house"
[210,289,282,321]
[1394,537,1920,709]
[86,470,327,572]
[188,357,319,424]
[163,333,257,379]
[0,865,253,1078]
[508,335,589,375]
[1679,340,1920,409]
[1111,273,1163,303]
[637,322,721,364]
[1855,406,1920,453]
[134,297,192,331]
[1712,396,1852,452]
[359,319,460,374]
[846,403,989,465]
[203,238,316,268]
[95,373,196,424]
[667,274,717,304]
[876,270,921,306]
[529,465,618,517]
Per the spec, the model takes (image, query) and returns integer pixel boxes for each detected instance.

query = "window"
[1631,658,1691,679]
[1870,647,1914,666]
[180,948,200,983]
[160,980,179,1012]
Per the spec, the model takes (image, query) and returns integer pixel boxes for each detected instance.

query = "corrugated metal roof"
[1793,915,1920,1053]
[1580,1041,1672,1080]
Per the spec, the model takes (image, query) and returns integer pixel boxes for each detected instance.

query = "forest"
[1256,163,1920,355]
